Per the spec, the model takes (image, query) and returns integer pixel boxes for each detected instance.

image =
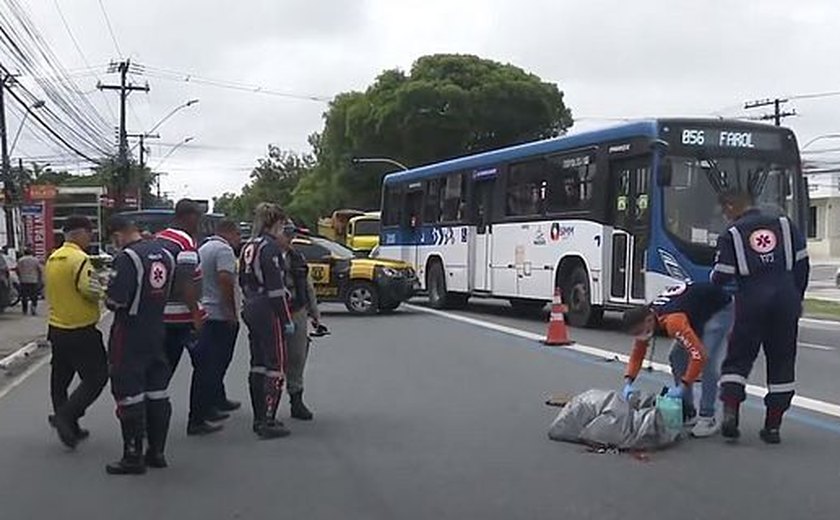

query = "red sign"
[21,203,51,262]
[27,184,57,200]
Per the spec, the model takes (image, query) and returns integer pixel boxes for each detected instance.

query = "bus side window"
[383,186,402,227]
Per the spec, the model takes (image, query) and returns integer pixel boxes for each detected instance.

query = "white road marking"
[799,342,835,352]
[0,311,112,402]
[800,317,840,330]
[408,304,840,420]
[0,356,50,401]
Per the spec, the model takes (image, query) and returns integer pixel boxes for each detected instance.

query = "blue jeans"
[669,302,734,417]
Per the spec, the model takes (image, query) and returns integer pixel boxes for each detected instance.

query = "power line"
[97,0,122,58]
[137,63,330,103]
[52,0,117,121]
[1,71,101,163]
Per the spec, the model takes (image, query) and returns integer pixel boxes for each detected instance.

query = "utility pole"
[1,70,14,249]
[98,60,149,208]
[127,132,159,171]
[744,97,797,126]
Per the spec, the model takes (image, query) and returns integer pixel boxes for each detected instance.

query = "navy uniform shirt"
[650,281,731,333]
[284,248,310,313]
[239,234,292,324]
[106,239,175,330]
[711,209,809,298]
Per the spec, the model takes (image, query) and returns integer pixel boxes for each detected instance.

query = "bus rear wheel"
[561,266,602,328]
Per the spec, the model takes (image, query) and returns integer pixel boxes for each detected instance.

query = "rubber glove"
[283,321,296,337]
[622,381,635,400]
[666,384,685,399]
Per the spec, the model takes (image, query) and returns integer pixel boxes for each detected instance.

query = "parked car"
[293,234,418,314]
[0,254,20,313]
[835,266,840,288]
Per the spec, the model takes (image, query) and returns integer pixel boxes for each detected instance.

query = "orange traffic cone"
[543,288,573,346]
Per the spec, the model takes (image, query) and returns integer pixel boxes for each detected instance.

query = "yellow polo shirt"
[45,242,101,329]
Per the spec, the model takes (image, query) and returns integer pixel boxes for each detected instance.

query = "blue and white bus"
[378,118,808,326]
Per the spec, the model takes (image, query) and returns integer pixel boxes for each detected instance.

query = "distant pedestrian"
[156,199,219,436]
[17,248,42,316]
[44,216,108,449]
[712,190,810,444]
[192,219,243,427]
[103,216,175,475]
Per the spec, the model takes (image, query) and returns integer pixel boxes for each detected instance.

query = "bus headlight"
[658,249,690,281]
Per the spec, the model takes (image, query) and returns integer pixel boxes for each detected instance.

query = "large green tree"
[290,53,573,217]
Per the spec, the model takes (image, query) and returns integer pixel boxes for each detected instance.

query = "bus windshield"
[662,156,796,248]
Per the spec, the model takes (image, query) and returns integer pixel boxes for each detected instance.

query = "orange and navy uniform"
[625,282,731,385]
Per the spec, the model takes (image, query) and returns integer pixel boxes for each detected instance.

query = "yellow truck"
[317,210,381,255]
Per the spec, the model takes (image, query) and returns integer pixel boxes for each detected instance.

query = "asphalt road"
[0,305,838,519]
[438,299,840,403]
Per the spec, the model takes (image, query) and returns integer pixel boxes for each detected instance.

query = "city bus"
[378,118,808,327]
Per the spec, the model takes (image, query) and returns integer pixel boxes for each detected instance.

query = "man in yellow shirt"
[45,216,108,449]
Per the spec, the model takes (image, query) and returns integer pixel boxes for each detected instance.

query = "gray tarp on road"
[548,389,681,451]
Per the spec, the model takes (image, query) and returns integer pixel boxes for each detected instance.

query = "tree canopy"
[219,54,573,226]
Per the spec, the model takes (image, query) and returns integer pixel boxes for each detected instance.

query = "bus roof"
[382,118,792,185]
[118,209,224,218]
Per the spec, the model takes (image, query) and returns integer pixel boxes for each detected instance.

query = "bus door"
[471,177,495,292]
[404,186,425,270]
[608,158,651,304]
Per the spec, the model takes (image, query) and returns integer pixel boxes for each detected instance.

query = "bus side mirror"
[657,159,673,187]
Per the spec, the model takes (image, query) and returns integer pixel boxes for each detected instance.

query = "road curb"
[0,340,49,371]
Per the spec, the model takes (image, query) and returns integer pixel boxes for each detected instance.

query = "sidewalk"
[0,310,47,359]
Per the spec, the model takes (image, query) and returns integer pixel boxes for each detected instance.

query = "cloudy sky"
[11,0,840,204]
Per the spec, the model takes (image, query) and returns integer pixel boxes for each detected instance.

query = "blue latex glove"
[283,321,296,337]
[665,384,685,399]
[622,382,635,400]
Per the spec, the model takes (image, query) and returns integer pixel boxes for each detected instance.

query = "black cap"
[106,214,137,235]
[63,215,93,233]
[175,198,203,218]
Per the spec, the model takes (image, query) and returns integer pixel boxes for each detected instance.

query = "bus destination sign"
[677,127,783,151]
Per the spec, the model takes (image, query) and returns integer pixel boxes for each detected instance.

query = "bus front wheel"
[427,261,468,309]
[561,266,602,328]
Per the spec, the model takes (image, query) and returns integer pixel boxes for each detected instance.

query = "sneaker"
[691,416,720,438]
[216,399,242,412]
[186,421,224,436]
[204,409,231,423]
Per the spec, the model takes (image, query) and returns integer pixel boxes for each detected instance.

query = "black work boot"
[107,414,147,476]
[760,407,784,445]
[107,435,147,475]
[290,391,313,421]
[249,372,266,433]
[759,428,781,444]
[145,399,172,469]
[721,403,741,441]
[50,413,79,449]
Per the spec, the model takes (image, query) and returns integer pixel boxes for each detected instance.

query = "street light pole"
[9,99,45,156]
[154,136,194,171]
[351,157,410,171]
[131,99,198,153]
[801,134,840,151]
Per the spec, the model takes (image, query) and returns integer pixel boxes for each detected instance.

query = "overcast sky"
[13,0,840,204]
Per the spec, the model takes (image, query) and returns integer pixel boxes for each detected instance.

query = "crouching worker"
[104,216,175,475]
[621,281,733,436]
